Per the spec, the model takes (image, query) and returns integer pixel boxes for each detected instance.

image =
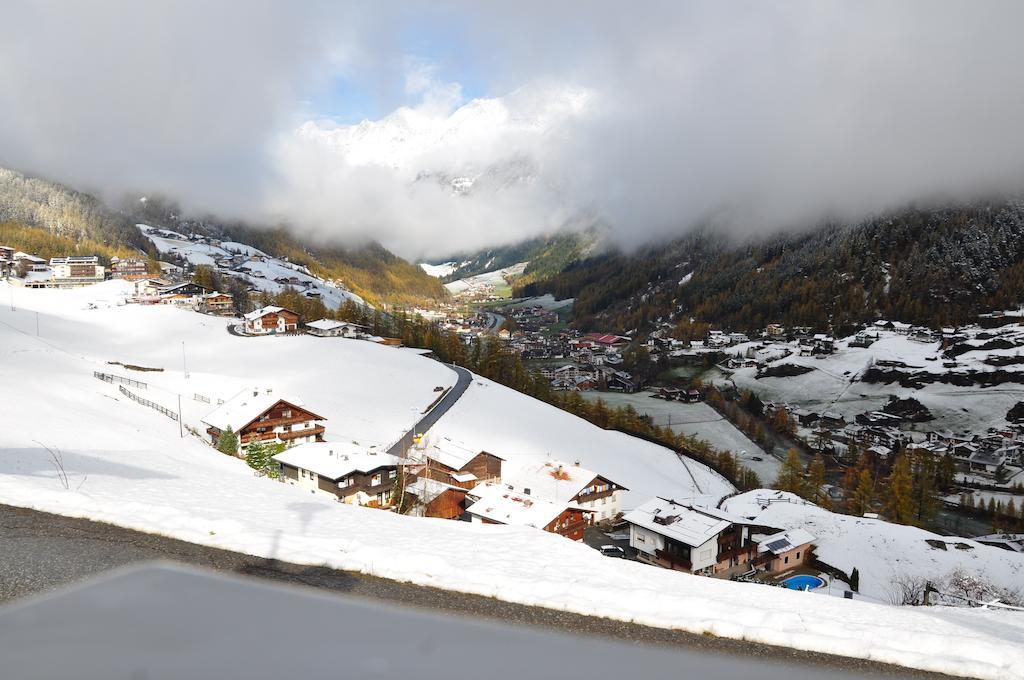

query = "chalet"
[158,261,184,280]
[305,318,367,338]
[624,497,762,576]
[404,477,468,520]
[159,282,212,306]
[791,408,819,427]
[273,442,400,508]
[581,332,631,349]
[849,331,878,348]
[417,439,503,490]
[243,306,300,335]
[659,387,684,401]
[199,291,234,314]
[685,389,702,403]
[819,411,846,429]
[464,483,592,541]
[130,277,170,299]
[606,371,640,393]
[502,459,628,525]
[201,389,326,455]
[109,257,149,280]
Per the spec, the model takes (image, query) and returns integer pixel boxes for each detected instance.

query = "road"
[387,364,473,456]
[0,503,953,679]
[482,311,505,335]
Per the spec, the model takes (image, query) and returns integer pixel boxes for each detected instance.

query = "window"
[282,409,292,418]
[371,474,382,485]
[300,469,306,478]
[796,551,801,560]
[784,556,789,565]
[389,470,397,479]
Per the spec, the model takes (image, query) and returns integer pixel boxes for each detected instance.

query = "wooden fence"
[119,385,178,421]
[93,371,148,390]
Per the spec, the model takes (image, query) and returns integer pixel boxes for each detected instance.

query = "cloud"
[3,1,1024,258]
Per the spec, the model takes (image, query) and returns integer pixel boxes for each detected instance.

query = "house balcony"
[241,426,325,444]
[654,549,692,571]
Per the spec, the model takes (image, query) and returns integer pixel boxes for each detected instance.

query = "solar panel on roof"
[765,539,791,552]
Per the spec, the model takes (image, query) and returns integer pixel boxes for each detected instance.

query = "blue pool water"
[782,575,825,591]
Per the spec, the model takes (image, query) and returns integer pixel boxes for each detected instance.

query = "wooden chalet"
[502,459,628,525]
[273,442,400,508]
[201,389,326,455]
[465,483,592,541]
[243,306,299,334]
[419,442,503,490]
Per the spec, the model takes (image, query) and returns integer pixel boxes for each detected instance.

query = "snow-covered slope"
[2,282,1023,680]
[444,262,527,298]
[726,328,1024,433]
[419,261,458,278]
[724,491,1024,605]
[140,224,366,309]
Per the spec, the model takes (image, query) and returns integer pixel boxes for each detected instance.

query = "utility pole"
[178,394,184,438]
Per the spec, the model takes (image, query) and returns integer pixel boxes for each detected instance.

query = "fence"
[194,393,211,403]
[93,371,148,390]
[119,385,178,421]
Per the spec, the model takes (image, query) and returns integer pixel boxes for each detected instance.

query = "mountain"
[0,167,148,261]
[0,167,445,307]
[130,198,447,307]
[423,230,597,287]
[517,201,1024,335]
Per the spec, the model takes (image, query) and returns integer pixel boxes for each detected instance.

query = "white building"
[305,318,367,338]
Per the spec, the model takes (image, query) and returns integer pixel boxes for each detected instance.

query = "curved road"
[387,364,473,456]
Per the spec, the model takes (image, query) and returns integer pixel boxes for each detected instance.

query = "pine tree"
[848,466,875,516]
[806,454,829,507]
[884,454,915,525]
[774,449,805,496]
[216,426,238,455]
[849,567,860,592]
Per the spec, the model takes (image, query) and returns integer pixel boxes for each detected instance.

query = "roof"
[422,438,502,471]
[244,306,295,321]
[756,528,815,555]
[623,497,751,548]
[502,459,625,506]
[272,442,399,481]
[201,390,323,432]
[465,483,577,529]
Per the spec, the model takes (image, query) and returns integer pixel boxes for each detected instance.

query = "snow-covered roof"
[201,390,320,432]
[305,318,354,331]
[272,441,398,480]
[422,437,502,471]
[465,482,577,529]
[624,497,751,548]
[502,459,625,506]
[757,528,816,555]
[244,305,287,321]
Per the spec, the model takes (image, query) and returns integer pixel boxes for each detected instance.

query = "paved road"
[387,364,473,456]
[0,504,953,679]
[482,311,505,335]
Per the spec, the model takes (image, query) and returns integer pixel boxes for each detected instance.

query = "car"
[599,545,625,558]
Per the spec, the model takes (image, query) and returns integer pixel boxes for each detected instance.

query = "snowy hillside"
[140,224,366,309]
[725,328,1024,433]
[419,261,458,278]
[445,262,528,298]
[1,282,1023,679]
[724,491,1024,606]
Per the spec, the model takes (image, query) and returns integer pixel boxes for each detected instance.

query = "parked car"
[599,545,625,558]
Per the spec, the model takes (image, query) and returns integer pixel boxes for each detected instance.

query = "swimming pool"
[782,575,825,591]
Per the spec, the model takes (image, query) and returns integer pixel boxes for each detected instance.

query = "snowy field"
[418,261,458,278]
[140,224,365,309]
[581,392,779,483]
[502,293,575,311]
[726,330,1024,433]
[724,491,1024,605]
[2,283,1024,679]
[444,262,527,298]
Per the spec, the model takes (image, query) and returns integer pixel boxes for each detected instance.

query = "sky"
[2,1,1024,259]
